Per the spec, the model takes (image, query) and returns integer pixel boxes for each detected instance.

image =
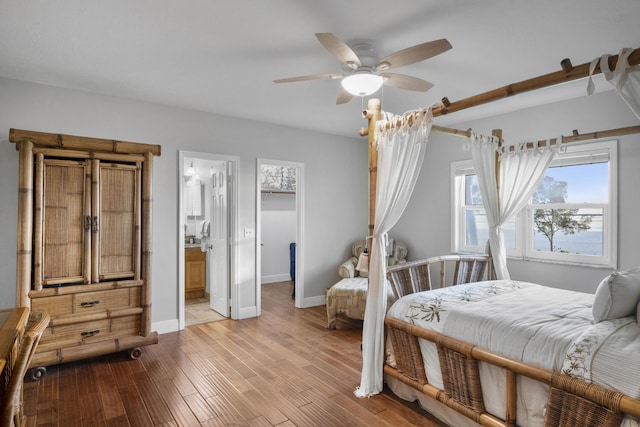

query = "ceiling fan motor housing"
[343,41,379,72]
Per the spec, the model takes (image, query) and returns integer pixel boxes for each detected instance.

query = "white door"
[210,162,229,316]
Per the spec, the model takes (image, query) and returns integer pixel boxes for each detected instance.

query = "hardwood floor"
[23,281,444,426]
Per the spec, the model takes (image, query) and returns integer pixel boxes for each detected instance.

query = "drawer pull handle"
[80,300,101,307]
[81,330,100,338]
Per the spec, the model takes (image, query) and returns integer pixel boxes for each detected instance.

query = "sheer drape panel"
[470,133,559,280]
[469,134,503,276]
[588,47,640,120]
[355,108,432,397]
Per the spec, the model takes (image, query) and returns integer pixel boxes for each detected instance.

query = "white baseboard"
[302,294,326,308]
[237,305,258,319]
[153,319,180,335]
[261,274,291,284]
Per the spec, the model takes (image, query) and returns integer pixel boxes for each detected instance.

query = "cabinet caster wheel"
[128,348,142,359]
[29,366,47,381]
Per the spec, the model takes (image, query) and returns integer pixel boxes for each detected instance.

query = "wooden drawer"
[31,287,141,317]
[31,295,73,317]
[38,315,141,353]
[73,288,140,313]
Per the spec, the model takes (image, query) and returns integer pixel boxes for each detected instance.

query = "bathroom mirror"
[185,180,205,219]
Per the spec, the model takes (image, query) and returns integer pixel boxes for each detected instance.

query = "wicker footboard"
[384,316,640,427]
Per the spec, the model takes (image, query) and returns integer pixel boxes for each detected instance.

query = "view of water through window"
[464,161,607,256]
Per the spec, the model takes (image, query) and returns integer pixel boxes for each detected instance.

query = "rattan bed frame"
[384,257,640,427]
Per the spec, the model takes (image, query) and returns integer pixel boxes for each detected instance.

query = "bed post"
[363,98,382,238]
[489,129,503,278]
[492,129,503,212]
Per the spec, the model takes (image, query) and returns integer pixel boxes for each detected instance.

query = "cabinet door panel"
[40,159,90,285]
[185,260,206,291]
[97,163,140,281]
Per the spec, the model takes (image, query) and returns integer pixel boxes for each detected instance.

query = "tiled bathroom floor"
[185,297,227,326]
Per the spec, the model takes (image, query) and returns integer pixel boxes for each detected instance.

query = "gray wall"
[3,77,637,328]
[393,89,640,294]
[0,77,368,328]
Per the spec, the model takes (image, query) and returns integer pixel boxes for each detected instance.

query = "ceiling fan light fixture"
[341,72,384,96]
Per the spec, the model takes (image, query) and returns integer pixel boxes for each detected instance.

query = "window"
[260,165,297,192]
[451,140,617,268]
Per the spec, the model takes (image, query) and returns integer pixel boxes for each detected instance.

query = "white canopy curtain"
[355,107,433,398]
[588,47,640,120]
[469,133,563,280]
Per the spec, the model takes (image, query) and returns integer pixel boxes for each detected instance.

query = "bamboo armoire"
[9,128,161,378]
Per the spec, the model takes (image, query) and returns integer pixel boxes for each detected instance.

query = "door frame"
[256,159,305,312]
[178,150,239,329]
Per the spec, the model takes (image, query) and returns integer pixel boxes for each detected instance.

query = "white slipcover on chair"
[326,239,407,329]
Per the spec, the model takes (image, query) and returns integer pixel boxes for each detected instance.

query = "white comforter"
[385,280,640,427]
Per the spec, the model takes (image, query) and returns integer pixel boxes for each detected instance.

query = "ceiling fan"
[274,33,452,104]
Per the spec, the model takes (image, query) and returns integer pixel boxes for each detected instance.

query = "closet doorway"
[256,159,304,313]
[178,151,238,328]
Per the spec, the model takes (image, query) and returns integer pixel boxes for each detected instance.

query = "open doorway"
[256,159,304,313]
[178,151,238,329]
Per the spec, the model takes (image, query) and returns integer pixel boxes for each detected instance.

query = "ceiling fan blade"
[376,38,452,70]
[316,33,361,69]
[336,86,354,105]
[382,73,434,92]
[274,72,343,84]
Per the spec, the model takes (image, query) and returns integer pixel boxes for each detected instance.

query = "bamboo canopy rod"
[432,124,472,138]
[433,47,640,117]
[361,47,640,138]
[502,124,640,153]
[359,110,471,139]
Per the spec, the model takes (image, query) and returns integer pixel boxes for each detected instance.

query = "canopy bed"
[353,46,640,426]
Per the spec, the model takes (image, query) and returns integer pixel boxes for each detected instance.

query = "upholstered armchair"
[327,238,408,329]
[338,238,408,279]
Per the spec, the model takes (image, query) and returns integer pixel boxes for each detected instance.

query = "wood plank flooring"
[23,281,444,426]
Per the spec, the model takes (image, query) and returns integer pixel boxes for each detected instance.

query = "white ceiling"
[1,1,638,138]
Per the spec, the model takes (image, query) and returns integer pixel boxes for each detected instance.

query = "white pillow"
[592,266,640,323]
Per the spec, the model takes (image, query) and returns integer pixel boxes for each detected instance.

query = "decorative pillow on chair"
[592,266,640,323]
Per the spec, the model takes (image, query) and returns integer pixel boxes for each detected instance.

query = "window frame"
[451,139,617,269]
